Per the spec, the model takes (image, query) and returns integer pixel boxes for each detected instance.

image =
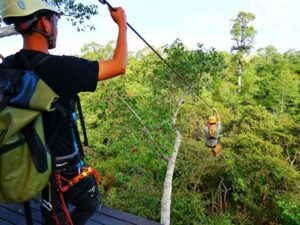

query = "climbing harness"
[49,166,101,225]
[43,165,101,225]
[208,124,217,138]
[56,167,101,193]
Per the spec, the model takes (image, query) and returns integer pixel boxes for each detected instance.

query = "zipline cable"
[98,0,213,110]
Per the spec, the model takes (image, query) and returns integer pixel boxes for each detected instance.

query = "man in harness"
[204,109,222,157]
[0,0,127,224]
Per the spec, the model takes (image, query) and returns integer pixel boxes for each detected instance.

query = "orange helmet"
[208,116,217,124]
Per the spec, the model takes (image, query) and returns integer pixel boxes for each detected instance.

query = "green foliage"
[80,41,115,60]
[170,190,208,225]
[230,11,257,54]
[278,195,300,225]
[79,41,300,225]
[285,49,300,75]
[54,0,98,31]
[154,40,226,94]
[251,46,300,114]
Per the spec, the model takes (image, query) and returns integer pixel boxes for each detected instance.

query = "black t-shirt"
[9,49,98,157]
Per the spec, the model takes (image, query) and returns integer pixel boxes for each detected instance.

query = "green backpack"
[0,53,58,203]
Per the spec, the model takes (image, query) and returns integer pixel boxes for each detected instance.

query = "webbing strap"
[18,51,52,71]
[22,122,48,173]
[76,95,88,147]
[0,139,26,155]
[47,102,68,148]
[23,201,33,225]
[69,96,86,158]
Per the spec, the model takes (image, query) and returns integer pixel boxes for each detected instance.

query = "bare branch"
[290,150,298,166]
[161,93,186,225]
[286,148,291,164]
[172,97,184,126]
[217,177,231,212]
[0,25,18,38]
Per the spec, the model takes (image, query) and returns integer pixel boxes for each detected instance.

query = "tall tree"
[230,11,257,92]
[150,40,225,225]
[160,96,184,225]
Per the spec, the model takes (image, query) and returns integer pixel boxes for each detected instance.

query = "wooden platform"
[0,201,162,225]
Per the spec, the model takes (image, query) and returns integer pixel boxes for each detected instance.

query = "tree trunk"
[280,94,284,113]
[0,25,18,38]
[237,58,243,92]
[160,97,184,225]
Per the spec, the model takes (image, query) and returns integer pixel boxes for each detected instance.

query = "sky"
[1,0,299,57]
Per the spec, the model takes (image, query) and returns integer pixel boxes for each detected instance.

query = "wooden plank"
[96,207,161,225]
[0,202,162,225]
[89,214,127,225]
[0,219,14,225]
[0,203,42,225]
[0,205,28,225]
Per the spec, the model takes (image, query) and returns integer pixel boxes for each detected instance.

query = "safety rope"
[98,0,214,110]
[51,167,101,225]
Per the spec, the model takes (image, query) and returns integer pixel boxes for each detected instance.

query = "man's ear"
[38,16,52,34]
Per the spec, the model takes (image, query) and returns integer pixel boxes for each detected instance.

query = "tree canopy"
[77,38,300,224]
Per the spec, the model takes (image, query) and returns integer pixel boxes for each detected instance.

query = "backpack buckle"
[41,199,52,211]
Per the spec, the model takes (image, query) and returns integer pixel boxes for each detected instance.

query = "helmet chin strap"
[31,26,55,49]
[17,15,56,49]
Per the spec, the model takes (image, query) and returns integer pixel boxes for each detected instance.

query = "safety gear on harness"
[56,167,101,193]
[212,143,222,157]
[49,165,101,225]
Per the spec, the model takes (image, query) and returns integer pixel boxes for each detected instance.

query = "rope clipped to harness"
[56,167,101,193]
[51,167,101,225]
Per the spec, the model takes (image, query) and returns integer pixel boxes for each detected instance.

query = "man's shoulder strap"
[1,51,52,71]
[19,52,52,71]
[1,54,15,67]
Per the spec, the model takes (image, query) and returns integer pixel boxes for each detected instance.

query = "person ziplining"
[204,109,222,157]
